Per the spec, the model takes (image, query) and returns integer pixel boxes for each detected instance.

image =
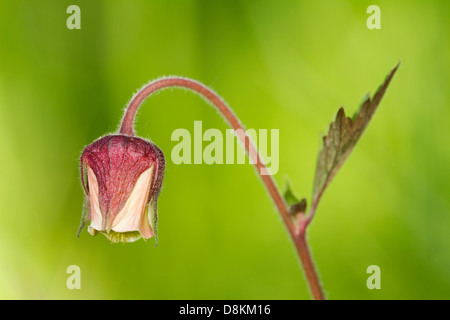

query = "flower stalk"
[119,76,325,300]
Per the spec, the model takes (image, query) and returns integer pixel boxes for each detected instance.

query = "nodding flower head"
[78,135,165,244]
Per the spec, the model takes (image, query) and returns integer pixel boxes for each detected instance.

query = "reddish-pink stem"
[120,76,325,300]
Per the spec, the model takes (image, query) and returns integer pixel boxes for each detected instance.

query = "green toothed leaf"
[284,180,307,216]
[284,180,300,206]
[312,63,399,208]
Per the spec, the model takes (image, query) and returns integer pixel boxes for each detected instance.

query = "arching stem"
[120,76,325,300]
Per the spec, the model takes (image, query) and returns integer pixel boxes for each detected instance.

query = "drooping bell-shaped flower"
[78,135,165,243]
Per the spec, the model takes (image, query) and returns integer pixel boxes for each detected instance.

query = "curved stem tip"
[120,76,325,300]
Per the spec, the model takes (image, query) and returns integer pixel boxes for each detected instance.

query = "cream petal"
[87,166,103,231]
[138,203,154,240]
[112,166,154,235]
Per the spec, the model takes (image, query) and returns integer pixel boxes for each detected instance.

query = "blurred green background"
[0,0,449,299]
